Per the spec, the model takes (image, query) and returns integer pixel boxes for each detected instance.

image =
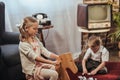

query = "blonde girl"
[18,16,60,80]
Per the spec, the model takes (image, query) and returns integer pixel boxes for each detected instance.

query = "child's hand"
[56,57,61,65]
[55,57,61,70]
[51,60,60,66]
[89,69,97,75]
[82,68,88,75]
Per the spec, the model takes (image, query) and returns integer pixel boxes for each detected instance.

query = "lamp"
[32,13,51,26]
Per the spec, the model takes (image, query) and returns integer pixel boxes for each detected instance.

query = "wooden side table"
[38,25,53,47]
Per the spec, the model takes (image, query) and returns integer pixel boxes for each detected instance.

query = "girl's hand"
[51,60,60,65]
[53,59,61,65]
[55,57,61,71]
[56,57,61,65]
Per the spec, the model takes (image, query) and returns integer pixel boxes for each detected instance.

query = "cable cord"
[44,29,49,41]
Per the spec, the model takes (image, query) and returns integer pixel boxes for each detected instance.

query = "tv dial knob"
[105,24,108,27]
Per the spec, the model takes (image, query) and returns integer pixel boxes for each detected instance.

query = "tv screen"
[88,5,111,22]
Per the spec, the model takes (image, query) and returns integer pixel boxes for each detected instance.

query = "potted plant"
[108,12,120,57]
[109,12,120,41]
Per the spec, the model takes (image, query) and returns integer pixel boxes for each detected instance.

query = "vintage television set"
[77,3,112,30]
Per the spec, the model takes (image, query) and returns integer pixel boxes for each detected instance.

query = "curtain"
[1,0,82,56]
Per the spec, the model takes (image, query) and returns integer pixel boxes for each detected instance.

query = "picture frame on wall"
[112,0,120,12]
[83,0,108,4]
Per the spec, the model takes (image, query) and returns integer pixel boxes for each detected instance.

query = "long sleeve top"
[19,37,51,75]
